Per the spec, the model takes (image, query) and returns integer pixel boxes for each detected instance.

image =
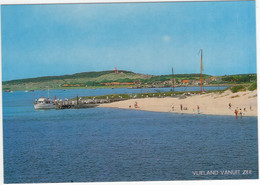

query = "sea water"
[2,87,258,183]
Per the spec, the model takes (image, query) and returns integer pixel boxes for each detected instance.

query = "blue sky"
[1,1,256,81]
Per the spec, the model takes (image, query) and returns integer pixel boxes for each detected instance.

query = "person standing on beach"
[180,104,183,111]
[229,103,231,109]
[197,105,200,114]
[234,109,238,119]
[134,102,138,108]
[239,108,243,118]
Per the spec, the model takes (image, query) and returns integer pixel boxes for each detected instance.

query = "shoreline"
[99,90,258,117]
[2,84,233,92]
[99,106,257,117]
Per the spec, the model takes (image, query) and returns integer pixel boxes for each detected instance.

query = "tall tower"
[115,67,118,74]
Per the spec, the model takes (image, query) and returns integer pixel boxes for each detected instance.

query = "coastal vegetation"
[230,85,246,93]
[71,90,226,101]
[229,81,257,93]
[248,82,257,91]
[2,70,257,91]
[221,74,256,84]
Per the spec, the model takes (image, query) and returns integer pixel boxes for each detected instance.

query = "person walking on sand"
[171,104,174,111]
[229,103,231,109]
[197,105,200,114]
[180,104,183,111]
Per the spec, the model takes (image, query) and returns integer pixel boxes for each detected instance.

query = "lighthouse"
[114,67,118,74]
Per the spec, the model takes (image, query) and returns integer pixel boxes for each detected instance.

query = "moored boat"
[34,88,55,109]
[34,97,56,109]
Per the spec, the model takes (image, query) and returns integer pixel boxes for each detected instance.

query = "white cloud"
[163,35,171,42]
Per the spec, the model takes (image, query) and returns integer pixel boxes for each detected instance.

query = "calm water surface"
[3,88,258,183]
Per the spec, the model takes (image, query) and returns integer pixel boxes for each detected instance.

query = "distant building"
[162,81,170,85]
[135,80,142,85]
[101,82,134,86]
[204,79,212,85]
[193,80,201,86]
[62,83,85,87]
[211,76,222,81]
[114,67,118,74]
[152,81,162,85]
[121,82,134,85]
[182,80,189,84]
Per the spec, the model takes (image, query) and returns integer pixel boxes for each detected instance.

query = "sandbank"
[99,90,258,116]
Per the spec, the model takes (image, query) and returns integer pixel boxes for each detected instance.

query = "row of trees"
[221,74,256,84]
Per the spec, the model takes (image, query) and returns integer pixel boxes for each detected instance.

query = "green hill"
[2,70,153,91]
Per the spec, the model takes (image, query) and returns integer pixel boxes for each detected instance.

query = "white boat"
[34,97,56,109]
[34,88,55,109]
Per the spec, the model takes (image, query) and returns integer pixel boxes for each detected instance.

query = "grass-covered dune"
[2,70,153,91]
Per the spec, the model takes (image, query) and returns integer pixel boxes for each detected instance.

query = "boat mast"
[48,87,50,99]
[172,67,174,92]
[200,49,203,94]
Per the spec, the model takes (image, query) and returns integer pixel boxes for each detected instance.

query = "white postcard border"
[0,1,259,185]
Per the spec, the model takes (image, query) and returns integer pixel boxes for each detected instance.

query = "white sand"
[99,90,257,116]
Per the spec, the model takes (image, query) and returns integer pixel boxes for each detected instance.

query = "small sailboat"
[172,67,175,92]
[199,49,204,94]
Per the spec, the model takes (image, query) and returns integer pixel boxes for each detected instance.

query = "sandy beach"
[99,90,258,117]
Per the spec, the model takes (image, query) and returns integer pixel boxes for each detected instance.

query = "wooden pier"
[55,98,128,109]
[53,91,200,110]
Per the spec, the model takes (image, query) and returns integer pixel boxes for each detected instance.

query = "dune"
[99,90,258,117]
